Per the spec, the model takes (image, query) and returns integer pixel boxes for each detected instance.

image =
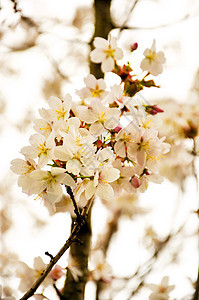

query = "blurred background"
[0,0,199,299]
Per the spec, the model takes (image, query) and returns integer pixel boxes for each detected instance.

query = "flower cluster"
[11,36,168,215]
[157,99,199,186]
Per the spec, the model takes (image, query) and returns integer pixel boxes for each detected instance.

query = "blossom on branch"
[90,36,123,72]
[140,40,166,76]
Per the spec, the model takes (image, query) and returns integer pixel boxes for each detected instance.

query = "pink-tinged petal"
[84,74,96,89]
[89,122,104,136]
[96,182,114,200]
[85,180,96,200]
[93,37,109,48]
[90,49,106,63]
[50,265,64,281]
[101,57,114,73]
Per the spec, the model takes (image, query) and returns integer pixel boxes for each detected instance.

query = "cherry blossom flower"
[54,127,97,175]
[49,265,64,281]
[21,133,54,168]
[90,36,123,72]
[147,276,175,300]
[128,128,170,171]
[48,94,72,122]
[140,40,166,76]
[84,166,120,201]
[77,99,120,136]
[30,167,75,204]
[16,257,52,293]
[10,158,37,194]
[76,74,108,103]
[114,123,135,158]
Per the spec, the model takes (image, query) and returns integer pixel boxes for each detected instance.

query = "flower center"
[104,47,115,58]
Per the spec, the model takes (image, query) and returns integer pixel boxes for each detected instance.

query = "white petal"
[89,122,104,136]
[66,159,82,175]
[93,37,109,48]
[101,167,120,182]
[54,145,72,161]
[85,180,96,200]
[101,57,114,73]
[90,49,106,63]
[84,74,96,89]
[96,183,114,200]
[60,173,76,187]
[115,47,123,60]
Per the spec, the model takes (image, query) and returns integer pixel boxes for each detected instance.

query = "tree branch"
[19,197,94,300]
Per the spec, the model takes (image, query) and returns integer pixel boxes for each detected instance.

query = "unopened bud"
[114,125,122,133]
[145,105,164,115]
[130,42,138,52]
[131,176,141,188]
[49,265,64,281]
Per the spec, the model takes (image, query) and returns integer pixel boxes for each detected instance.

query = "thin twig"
[19,197,94,300]
[119,13,191,32]
[117,0,140,37]
[66,185,81,219]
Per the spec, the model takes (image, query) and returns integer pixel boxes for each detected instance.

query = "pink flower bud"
[114,125,122,133]
[145,105,164,115]
[49,265,64,280]
[130,42,138,52]
[131,177,141,188]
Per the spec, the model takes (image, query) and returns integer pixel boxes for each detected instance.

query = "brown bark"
[63,1,114,299]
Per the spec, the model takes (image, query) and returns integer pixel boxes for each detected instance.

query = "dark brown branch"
[19,197,94,300]
[66,186,81,219]
[89,0,113,79]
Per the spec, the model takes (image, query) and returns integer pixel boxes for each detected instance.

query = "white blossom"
[21,133,54,168]
[90,36,123,72]
[77,99,120,136]
[76,74,108,102]
[147,276,175,300]
[30,167,75,204]
[140,40,166,76]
